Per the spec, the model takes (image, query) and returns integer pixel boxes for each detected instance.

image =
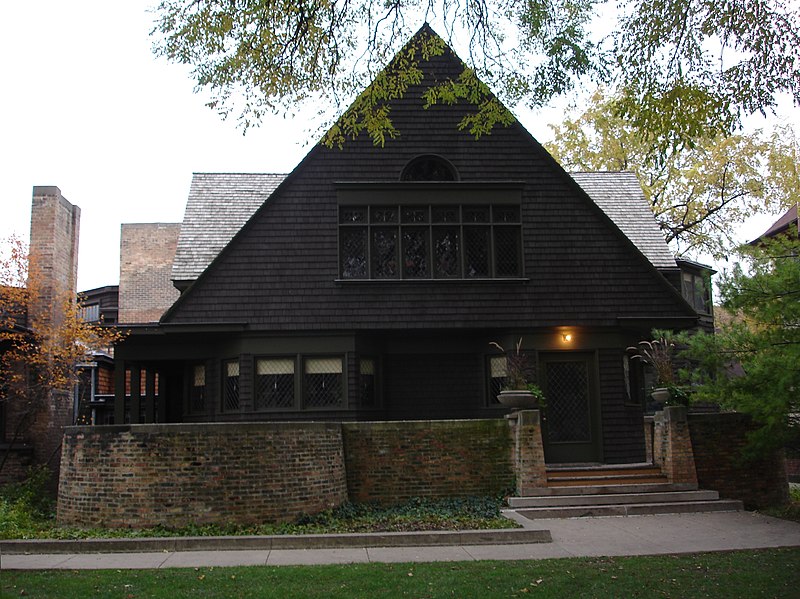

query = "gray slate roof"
[171,170,676,285]
[171,173,287,283]
[570,171,677,270]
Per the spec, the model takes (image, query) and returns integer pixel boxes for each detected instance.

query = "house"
[112,25,709,466]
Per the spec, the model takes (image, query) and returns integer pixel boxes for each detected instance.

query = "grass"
[0,472,515,540]
[1,549,798,598]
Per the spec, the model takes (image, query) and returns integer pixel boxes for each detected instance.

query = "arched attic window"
[400,155,459,181]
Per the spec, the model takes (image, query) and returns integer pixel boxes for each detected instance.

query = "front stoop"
[508,464,743,519]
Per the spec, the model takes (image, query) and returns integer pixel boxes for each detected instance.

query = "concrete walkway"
[2,511,799,570]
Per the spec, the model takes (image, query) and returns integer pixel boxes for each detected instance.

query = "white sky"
[1,1,793,291]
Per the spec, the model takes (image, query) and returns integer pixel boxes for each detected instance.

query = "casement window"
[623,354,646,407]
[359,357,377,407]
[189,364,206,413]
[682,272,711,314]
[304,357,343,408]
[339,204,522,280]
[223,359,240,411]
[79,303,100,322]
[255,357,295,410]
[487,355,508,405]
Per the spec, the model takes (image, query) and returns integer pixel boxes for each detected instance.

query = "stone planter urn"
[497,389,539,409]
[651,387,671,404]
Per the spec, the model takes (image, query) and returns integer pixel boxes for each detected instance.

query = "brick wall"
[342,419,514,504]
[59,418,518,527]
[57,422,348,528]
[118,223,181,324]
[653,406,697,485]
[0,447,34,486]
[689,413,789,509]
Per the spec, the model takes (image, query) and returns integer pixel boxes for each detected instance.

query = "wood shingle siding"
[162,50,694,331]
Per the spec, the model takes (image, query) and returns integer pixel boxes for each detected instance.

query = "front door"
[539,352,602,463]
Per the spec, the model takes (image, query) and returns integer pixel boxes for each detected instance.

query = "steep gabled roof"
[570,171,677,271]
[171,173,286,285]
[159,25,697,329]
[170,171,677,289]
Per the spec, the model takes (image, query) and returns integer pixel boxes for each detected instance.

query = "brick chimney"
[25,186,81,482]
[28,186,81,324]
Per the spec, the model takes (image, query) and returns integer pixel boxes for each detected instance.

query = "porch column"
[129,365,141,424]
[653,406,698,486]
[113,360,126,425]
[144,369,156,423]
[156,371,167,424]
[511,410,547,495]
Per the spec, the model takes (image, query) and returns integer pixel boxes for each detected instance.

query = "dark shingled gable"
[162,30,696,331]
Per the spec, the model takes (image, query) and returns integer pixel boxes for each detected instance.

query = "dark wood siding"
[384,353,485,420]
[164,51,694,332]
[598,348,646,463]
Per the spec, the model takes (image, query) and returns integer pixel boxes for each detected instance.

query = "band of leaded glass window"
[339,204,522,280]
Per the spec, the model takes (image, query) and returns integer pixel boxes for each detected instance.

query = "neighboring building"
[112,26,709,465]
[752,204,799,242]
[118,223,181,324]
[75,285,119,426]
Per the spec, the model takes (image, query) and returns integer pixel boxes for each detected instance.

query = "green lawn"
[2,549,799,598]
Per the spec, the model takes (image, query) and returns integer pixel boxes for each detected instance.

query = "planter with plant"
[627,331,685,405]
[489,338,545,409]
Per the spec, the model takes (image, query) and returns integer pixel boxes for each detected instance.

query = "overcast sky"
[1,1,792,291]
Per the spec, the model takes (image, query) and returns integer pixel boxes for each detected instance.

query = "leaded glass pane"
[371,207,398,223]
[360,358,376,407]
[488,355,507,405]
[340,206,367,223]
[494,226,521,276]
[190,364,205,412]
[371,227,398,278]
[402,227,429,278]
[432,206,459,223]
[463,205,489,223]
[464,226,490,278]
[433,227,460,277]
[340,228,367,279]
[493,205,520,223]
[304,357,343,408]
[255,358,295,410]
[223,360,239,411]
[401,206,428,223]
[546,361,590,443]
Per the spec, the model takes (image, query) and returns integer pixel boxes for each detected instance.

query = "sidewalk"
[2,511,799,570]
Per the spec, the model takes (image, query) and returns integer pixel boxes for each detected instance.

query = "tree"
[546,90,799,259]
[0,236,122,474]
[151,0,799,152]
[677,233,800,455]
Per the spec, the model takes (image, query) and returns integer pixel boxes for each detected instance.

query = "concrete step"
[509,490,719,508]
[515,499,744,519]
[520,483,699,497]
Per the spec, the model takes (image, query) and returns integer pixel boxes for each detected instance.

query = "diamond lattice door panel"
[545,361,591,443]
[540,353,602,463]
